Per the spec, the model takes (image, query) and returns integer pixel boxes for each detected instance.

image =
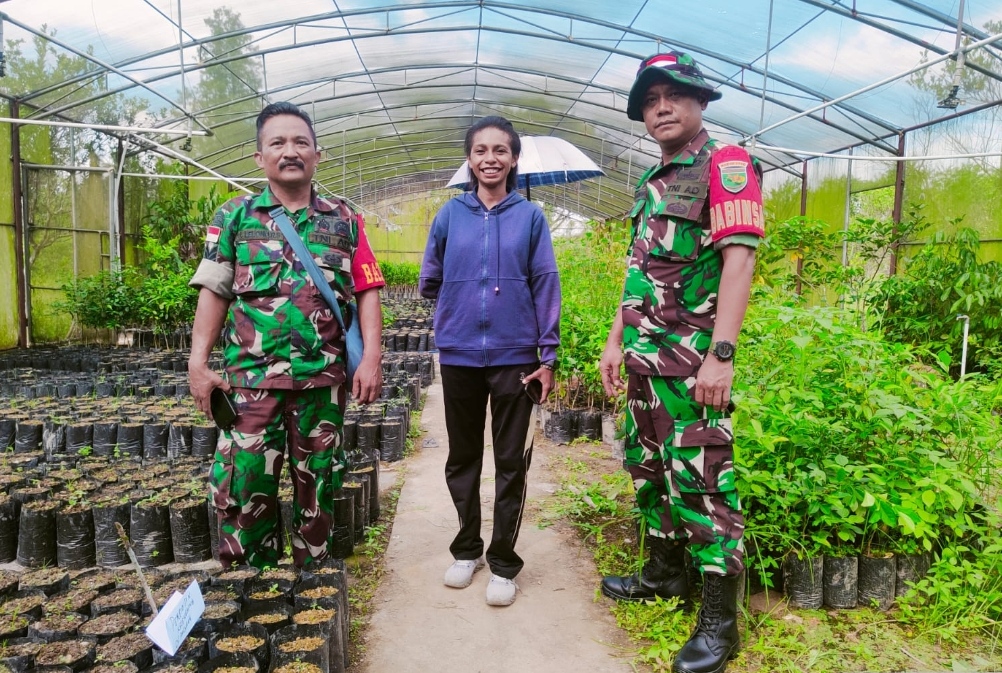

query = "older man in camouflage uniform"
[188,101,384,569]
[599,52,763,673]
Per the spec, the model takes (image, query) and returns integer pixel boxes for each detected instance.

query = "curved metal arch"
[180,67,894,169]
[475,1,903,134]
[0,11,211,133]
[23,0,902,141]
[330,167,633,221]
[212,110,655,193]
[191,95,802,192]
[217,115,797,206]
[185,82,651,166]
[876,0,1002,56]
[795,0,1002,82]
[213,118,656,189]
[205,109,739,186]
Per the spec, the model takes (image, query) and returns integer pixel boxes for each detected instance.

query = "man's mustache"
[279,159,305,169]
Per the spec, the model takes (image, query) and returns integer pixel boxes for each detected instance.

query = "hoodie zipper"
[481,209,490,366]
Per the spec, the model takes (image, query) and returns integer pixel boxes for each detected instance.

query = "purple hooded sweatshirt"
[419,190,561,368]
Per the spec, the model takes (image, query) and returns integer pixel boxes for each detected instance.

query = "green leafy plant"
[552,218,632,410]
[379,261,421,287]
[874,225,1002,376]
[55,270,141,333]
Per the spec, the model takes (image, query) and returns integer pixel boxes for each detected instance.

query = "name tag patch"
[236,229,285,242]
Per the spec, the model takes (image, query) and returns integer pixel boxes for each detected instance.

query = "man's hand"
[694,355,734,411]
[599,342,626,397]
[520,366,555,402]
[352,352,383,405]
[189,361,231,418]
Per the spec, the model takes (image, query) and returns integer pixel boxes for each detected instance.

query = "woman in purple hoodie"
[419,116,561,607]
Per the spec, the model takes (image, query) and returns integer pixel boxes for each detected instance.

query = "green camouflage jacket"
[622,131,764,378]
[191,187,360,389]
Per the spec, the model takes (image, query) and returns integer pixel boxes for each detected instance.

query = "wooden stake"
[115,521,159,616]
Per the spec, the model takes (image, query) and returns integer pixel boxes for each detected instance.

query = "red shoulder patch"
[709,146,764,241]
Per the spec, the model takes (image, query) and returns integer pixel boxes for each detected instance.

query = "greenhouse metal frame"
[0,0,1000,346]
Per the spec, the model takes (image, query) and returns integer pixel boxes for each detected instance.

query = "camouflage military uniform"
[621,131,763,577]
[190,187,383,568]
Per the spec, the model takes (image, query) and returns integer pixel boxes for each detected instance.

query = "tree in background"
[0,28,150,164]
[145,161,230,263]
[0,28,158,341]
[189,7,263,162]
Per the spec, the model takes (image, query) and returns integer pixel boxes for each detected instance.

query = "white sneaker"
[486,573,517,606]
[443,557,485,588]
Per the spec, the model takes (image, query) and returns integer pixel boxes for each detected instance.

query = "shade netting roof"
[1,0,1000,218]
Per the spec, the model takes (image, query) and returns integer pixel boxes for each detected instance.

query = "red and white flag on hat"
[646,54,678,68]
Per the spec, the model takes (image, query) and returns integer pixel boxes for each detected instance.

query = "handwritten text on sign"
[145,580,205,656]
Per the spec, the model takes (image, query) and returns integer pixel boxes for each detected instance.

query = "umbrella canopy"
[446,136,605,196]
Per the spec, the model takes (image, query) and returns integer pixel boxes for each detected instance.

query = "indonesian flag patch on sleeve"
[709,145,765,241]
[206,224,221,243]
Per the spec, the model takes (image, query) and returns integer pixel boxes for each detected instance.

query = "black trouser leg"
[485,365,536,579]
[441,364,490,561]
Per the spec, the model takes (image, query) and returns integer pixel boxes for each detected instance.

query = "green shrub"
[56,269,141,331]
[553,218,631,409]
[735,292,1000,605]
[134,225,198,342]
[874,226,1002,377]
[379,260,420,287]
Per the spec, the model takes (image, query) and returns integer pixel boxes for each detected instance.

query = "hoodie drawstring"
[495,206,500,295]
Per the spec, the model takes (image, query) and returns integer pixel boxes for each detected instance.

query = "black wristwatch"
[540,360,557,371]
[710,341,736,362]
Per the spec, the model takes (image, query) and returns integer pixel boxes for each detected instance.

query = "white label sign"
[145,580,205,656]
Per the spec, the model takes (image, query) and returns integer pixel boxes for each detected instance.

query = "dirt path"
[358,371,635,673]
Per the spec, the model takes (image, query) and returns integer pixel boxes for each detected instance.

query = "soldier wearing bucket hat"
[626,51,722,121]
[599,51,764,673]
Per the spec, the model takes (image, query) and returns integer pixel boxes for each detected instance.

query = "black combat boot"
[672,573,742,673]
[601,536,689,605]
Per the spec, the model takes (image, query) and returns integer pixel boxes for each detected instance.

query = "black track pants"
[440,363,536,579]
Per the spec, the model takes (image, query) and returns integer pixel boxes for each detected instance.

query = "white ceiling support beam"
[0,116,208,136]
[745,29,1002,144]
[753,144,1002,162]
[0,12,210,134]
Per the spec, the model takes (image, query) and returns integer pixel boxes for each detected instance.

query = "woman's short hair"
[463,116,521,194]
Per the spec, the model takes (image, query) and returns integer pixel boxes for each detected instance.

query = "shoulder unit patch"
[717,160,749,193]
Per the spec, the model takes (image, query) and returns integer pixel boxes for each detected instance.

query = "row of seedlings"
[0,562,351,673]
[2,447,387,572]
[0,396,219,463]
[780,551,931,611]
[542,408,605,444]
[381,296,436,354]
[1,454,214,570]
[0,348,204,401]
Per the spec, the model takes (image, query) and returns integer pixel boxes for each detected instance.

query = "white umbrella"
[446,135,604,199]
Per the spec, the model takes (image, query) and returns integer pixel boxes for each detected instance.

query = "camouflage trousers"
[209,386,346,569]
[625,373,744,576]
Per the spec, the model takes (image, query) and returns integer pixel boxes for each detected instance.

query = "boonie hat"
[626,51,722,121]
